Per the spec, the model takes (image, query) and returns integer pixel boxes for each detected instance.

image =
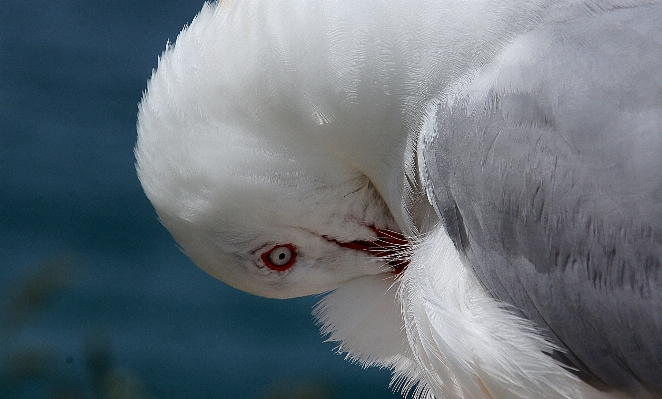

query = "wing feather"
[421,4,662,395]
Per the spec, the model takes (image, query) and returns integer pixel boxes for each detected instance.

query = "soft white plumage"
[136,1,662,398]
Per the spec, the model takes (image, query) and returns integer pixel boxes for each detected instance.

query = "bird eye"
[261,244,296,271]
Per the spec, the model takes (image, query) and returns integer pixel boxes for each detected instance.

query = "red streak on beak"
[329,227,410,274]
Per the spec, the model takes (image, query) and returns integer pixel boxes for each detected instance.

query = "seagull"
[135,1,662,398]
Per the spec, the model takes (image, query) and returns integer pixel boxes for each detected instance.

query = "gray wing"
[422,4,662,396]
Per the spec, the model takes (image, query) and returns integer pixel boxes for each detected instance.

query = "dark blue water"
[0,1,400,398]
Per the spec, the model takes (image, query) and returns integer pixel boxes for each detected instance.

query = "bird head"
[136,118,409,298]
[133,1,424,299]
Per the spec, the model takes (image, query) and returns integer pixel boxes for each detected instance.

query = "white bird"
[135,1,662,398]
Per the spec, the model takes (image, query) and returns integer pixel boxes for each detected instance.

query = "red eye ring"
[261,244,297,271]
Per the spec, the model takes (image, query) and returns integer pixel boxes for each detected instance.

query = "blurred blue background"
[0,0,400,397]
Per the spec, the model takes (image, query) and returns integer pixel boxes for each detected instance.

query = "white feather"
[398,226,614,399]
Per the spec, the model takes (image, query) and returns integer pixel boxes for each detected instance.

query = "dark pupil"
[278,253,286,260]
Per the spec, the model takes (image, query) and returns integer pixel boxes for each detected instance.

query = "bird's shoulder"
[420,3,662,395]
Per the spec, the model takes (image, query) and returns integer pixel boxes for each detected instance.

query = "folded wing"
[421,4,662,395]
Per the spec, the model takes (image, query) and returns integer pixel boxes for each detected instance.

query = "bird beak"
[330,227,410,274]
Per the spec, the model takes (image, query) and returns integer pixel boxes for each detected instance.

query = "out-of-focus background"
[0,0,400,397]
